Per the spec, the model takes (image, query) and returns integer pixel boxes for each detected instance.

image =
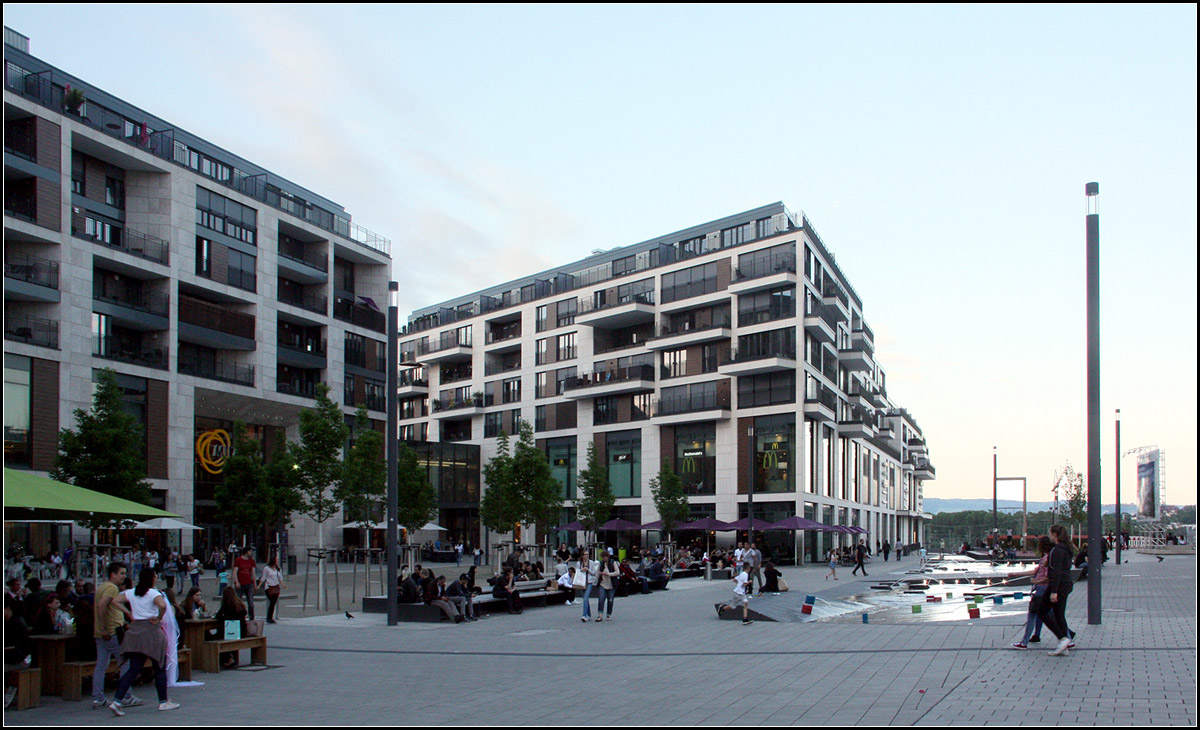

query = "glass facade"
[674,423,716,496]
[753,413,795,493]
[3,355,31,469]
[606,430,641,498]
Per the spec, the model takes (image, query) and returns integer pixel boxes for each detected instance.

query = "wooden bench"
[198,637,266,673]
[11,667,40,710]
[61,649,191,701]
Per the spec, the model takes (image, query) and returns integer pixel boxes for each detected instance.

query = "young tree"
[576,441,614,543]
[337,407,387,537]
[290,384,348,608]
[1058,463,1087,541]
[510,421,563,540]
[650,459,690,543]
[480,431,521,535]
[214,421,267,543]
[51,368,151,528]
[396,442,438,540]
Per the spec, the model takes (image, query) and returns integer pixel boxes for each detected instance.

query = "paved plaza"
[7,550,1195,726]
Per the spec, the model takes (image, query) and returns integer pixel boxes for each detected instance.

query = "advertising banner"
[1137,450,1161,521]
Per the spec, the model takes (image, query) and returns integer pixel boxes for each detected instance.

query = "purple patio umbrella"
[763,515,832,531]
[599,518,643,531]
[677,517,733,531]
[553,521,586,532]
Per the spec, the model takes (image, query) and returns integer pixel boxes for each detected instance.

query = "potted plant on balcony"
[62,85,85,115]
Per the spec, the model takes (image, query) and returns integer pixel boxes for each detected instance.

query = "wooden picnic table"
[181,617,219,656]
[29,633,72,696]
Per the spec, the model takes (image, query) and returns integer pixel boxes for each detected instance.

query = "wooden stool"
[15,668,41,710]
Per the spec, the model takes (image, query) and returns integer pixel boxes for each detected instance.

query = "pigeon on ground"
[345,611,355,619]
[1156,556,1164,562]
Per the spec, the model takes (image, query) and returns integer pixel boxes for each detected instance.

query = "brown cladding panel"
[146,379,169,479]
[716,258,731,290]
[556,401,577,430]
[660,425,676,471]
[737,416,752,495]
[29,358,59,471]
[34,177,61,232]
[34,117,61,172]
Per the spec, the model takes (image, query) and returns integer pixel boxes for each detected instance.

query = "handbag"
[266,584,281,599]
[571,568,586,589]
[223,620,240,640]
[777,577,789,592]
[245,619,265,637]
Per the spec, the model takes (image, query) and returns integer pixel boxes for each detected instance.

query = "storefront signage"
[196,429,232,475]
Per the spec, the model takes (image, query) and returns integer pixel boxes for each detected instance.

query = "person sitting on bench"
[425,575,462,623]
[647,557,670,591]
[492,566,522,614]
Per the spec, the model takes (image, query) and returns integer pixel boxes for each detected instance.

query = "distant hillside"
[922,498,1137,515]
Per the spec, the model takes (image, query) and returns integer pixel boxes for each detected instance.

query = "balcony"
[417,333,473,364]
[838,407,876,439]
[717,347,797,377]
[803,384,837,422]
[397,372,429,397]
[575,293,656,329]
[4,312,58,349]
[278,379,322,399]
[278,285,328,316]
[652,390,732,425]
[178,297,255,350]
[729,253,798,295]
[851,323,874,352]
[178,351,255,386]
[839,344,873,372]
[562,364,655,400]
[803,309,836,345]
[72,212,170,265]
[278,235,328,280]
[646,318,733,351]
[484,326,522,354]
[94,339,168,370]
[4,253,60,303]
[431,394,485,418]
[821,280,850,321]
[278,336,327,369]
[93,287,170,331]
[333,297,386,334]
[847,381,874,408]
[907,438,928,456]
[910,457,936,480]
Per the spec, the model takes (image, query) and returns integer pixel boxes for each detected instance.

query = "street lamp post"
[1115,409,1121,566]
[1086,182,1102,626]
[386,281,399,626]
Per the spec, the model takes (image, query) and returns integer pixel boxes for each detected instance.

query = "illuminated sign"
[196,429,232,475]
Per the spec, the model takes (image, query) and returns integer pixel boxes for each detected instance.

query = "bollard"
[912,604,922,613]
[801,603,813,614]
[968,607,980,619]
[862,613,869,624]
[993,596,1003,605]
[805,595,816,605]
[974,596,984,604]
[946,592,953,599]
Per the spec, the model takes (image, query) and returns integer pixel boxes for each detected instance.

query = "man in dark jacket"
[1038,525,1076,656]
[851,541,869,577]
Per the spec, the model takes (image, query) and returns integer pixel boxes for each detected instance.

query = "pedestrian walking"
[258,553,284,624]
[1009,535,1053,649]
[232,547,257,621]
[91,562,141,710]
[825,548,838,581]
[882,540,891,562]
[1037,524,1077,656]
[851,540,869,577]
[746,542,764,594]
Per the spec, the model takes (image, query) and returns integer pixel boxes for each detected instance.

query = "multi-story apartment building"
[399,202,934,562]
[3,28,392,555]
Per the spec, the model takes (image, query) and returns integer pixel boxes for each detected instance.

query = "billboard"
[1136,449,1161,521]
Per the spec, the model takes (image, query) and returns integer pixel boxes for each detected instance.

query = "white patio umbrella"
[132,518,204,531]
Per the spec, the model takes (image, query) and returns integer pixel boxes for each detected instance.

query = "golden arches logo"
[196,429,232,475]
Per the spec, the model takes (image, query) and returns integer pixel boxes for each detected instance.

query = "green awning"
[3,469,179,522]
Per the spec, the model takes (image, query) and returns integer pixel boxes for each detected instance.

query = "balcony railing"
[577,292,655,315]
[93,287,170,318]
[333,298,386,333]
[724,346,796,365]
[178,353,255,386]
[3,122,35,161]
[485,326,521,345]
[734,252,797,281]
[563,364,655,391]
[657,390,730,416]
[94,340,169,370]
[483,360,520,377]
[278,237,328,272]
[4,189,35,222]
[278,287,327,315]
[4,313,58,349]
[72,212,171,265]
[279,337,327,357]
[431,395,485,412]
[805,384,838,411]
[821,279,849,308]
[5,59,391,259]
[652,315,733,339]
[179,297,254,339]
[278,380,321,398]
[4,253,59,289]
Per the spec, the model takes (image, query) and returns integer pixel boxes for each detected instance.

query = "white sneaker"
[1049,637,1071,656]
[108,702,125,717]
[158,701,180,711]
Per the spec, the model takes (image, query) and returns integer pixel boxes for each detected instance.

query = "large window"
[547,437,577,499]
[3,355,31,469]
[555,332,576,361]
[753,414,795,493]
[196,186,257,245]
[738,287,795,326]
[607,430,641,498]
[737,371,795,408]
[661,262,718,303]
[556,298,577,327]
[675,423,715,496]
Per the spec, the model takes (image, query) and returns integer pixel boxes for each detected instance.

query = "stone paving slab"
[4,551,1193,725]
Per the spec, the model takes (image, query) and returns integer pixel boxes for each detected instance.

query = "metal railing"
[4,252,59,289]
[333,298,386,333]
[431,395,485,412]
[278,237,328,272]
[94,340,169,370]
[93,287,170,318]
[278,286,327,315]
[3,121,35,161]
[178,297,254,339]
[72,211,170,264]
[652,315,732,339]
[724,346,796,365]
[485,326,521,345]
[734,252,797,281]
[278,380,321,398]
[563,364,655,391]
[4,313,58,349]
[178,352,255,386]
[577,291,655,315]
[656,390,730,416]
[280,337,327,357]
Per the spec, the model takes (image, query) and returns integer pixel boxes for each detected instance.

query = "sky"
[5,4,1196,506]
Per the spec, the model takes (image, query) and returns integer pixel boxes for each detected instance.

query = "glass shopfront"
[675,423,715,496]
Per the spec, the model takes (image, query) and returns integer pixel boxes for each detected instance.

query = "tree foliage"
[650,459,690,540]
[576,441,614,538]
[511,421,563,533]
[1058,463,1087,531]
[480,431,520,534]
[291,384,348,528]
[215,422,304,546]
[396,441,438,537]
[51,368,151,527]
[336,407,386,525]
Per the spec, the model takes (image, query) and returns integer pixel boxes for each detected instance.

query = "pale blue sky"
[6,4,1196,505]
